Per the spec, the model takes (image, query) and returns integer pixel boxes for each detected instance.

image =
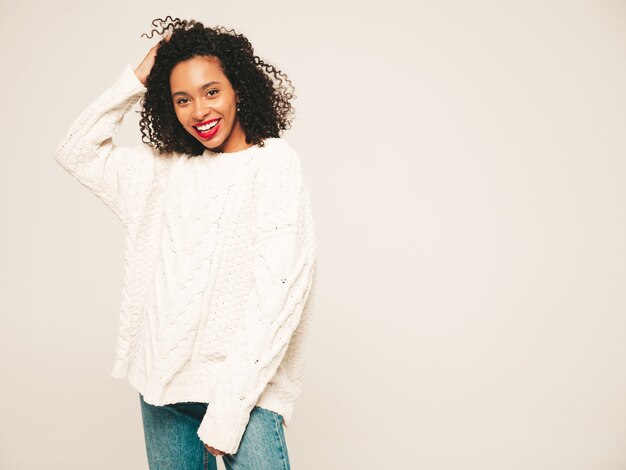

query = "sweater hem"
[110,358,220,406]
[109,358,295,425]
[256,385,296,427]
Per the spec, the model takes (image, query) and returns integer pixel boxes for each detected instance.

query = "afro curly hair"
[138,16,296,156]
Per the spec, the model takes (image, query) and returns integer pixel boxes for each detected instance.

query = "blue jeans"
[139,393,291,470]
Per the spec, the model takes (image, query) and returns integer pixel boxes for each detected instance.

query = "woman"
[54,17,317,470]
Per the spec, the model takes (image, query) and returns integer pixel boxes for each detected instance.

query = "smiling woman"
[138,17,296,157]
[169,55,250,153]
[54,15,317,470]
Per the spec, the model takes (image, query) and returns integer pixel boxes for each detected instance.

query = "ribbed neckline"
[202,137,282,159]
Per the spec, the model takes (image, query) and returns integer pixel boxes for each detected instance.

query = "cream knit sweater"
[54,62,318,455]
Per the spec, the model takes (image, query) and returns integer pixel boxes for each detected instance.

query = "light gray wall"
[1,0,625,468]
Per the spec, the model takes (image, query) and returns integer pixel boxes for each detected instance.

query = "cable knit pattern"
[54,63,318,455]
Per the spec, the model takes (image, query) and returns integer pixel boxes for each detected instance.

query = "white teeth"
[197,120,219,132]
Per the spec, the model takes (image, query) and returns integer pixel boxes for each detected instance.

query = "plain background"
[1,0,625,468]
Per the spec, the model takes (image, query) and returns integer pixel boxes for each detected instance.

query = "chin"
[186,131,222,150]
[205,138,225,149]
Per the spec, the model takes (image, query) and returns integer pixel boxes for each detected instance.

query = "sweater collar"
[201,137,283,159]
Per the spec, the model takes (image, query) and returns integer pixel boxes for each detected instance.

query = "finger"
[157,35,171,49]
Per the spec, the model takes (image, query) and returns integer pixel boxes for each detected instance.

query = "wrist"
[133,69,146,86]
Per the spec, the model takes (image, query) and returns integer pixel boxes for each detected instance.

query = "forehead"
[170,56,228,89]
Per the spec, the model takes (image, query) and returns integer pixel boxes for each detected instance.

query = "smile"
[193,119,221,139]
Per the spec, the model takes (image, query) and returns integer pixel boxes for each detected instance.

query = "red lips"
[193,117,220,128]
[193,118,221,139]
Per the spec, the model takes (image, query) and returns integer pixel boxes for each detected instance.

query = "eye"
[207,90,218,97]
[176,98,189,105]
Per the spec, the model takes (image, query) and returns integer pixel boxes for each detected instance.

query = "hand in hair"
[134,34,171,86]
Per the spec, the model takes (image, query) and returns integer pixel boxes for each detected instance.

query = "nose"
[192,101,211,121]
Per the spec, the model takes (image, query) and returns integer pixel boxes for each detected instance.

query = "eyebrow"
[172,81,221,97]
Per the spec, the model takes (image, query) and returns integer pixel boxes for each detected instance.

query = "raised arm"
[53,62,154,227]
[196,148,318,455]
[54,37,169,227]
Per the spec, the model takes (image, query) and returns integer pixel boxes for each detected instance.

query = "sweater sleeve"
[196,147,318,455]
[53,62,153,227]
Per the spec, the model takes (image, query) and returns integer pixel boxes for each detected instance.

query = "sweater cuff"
[115,62,147,95]
[196,395,250,455]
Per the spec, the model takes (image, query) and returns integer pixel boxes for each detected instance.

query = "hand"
[134,34,171,86]
[204,443,226,457]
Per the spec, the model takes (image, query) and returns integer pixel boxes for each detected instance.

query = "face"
[170,55,251,153]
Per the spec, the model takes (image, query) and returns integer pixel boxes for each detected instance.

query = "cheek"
[173,107,186,126]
